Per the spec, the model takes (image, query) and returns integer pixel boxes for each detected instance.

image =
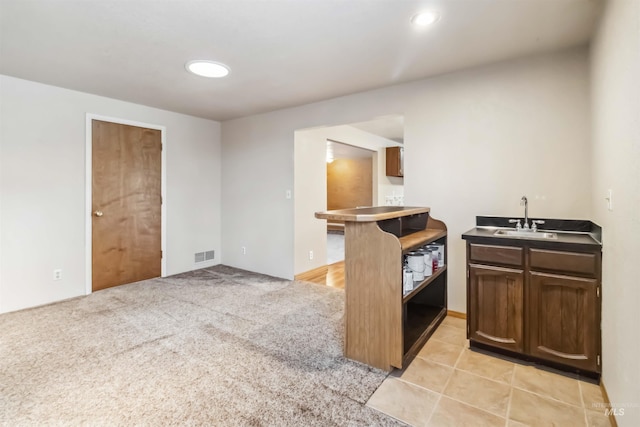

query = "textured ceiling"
[0,0,602,121]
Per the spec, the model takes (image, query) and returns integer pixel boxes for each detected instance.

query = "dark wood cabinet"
[464,241,601,376]
[528,271,599,372]
[469,264,524,352]
[386,147,403,177]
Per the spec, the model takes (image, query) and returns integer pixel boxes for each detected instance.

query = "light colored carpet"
[0,265,402,426]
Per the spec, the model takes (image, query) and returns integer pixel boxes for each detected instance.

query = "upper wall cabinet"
[386,147,404,177]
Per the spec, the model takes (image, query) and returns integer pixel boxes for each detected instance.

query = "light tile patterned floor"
[366,316,613,427]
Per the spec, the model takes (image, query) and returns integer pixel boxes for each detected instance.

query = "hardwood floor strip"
[295,262,345,289]
[295,265,328,281]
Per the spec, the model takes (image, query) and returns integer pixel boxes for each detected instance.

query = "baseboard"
[447,310,466,319]
[600,381,619,427]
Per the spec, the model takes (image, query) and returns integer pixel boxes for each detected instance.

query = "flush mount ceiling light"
[411,11,440,27]
[185,60,230,78]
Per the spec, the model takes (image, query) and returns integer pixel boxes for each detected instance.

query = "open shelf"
[403,270,448,361]
[400,229,447,252]
[403,306,447,355]
[403,265,447,303]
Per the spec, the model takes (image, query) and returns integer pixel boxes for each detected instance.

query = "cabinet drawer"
[469,244,523,267]
[529,249,597,276]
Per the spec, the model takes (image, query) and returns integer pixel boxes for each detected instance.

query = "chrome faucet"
[521,196,529,229]
[510,196,545,232]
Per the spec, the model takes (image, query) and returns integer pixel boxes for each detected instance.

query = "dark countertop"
[315,206,429,222]
[462,216,602,250]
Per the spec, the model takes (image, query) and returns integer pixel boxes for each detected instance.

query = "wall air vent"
[195,250,215,263]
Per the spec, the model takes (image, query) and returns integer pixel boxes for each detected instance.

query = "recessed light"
[411,11,439,27]
[185,60,230,78]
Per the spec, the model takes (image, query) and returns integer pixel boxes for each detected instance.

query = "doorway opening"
[293,115,405,281]
[326,140,374,264]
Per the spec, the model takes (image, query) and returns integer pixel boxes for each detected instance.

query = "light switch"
[606,189,613,211]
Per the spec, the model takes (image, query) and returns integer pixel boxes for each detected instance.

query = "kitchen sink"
[493,229,558,239]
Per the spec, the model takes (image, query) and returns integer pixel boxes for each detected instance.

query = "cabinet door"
[469,264,524,352]
[385,147,403,177]
[528,271,599,372]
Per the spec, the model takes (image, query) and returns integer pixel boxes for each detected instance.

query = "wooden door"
[92,120,162,291]
[326,158,372,210]
[528,271,599,372]
[468,264,524,352]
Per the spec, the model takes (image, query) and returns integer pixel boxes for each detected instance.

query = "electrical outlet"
[242,246,247,255]
[309,250,314,260]
[53,269,62,280]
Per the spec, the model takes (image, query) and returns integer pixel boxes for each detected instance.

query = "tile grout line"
[414,353,459,371]
[423,344,466,427]
[578,380,590,427]
[436,394,508,422]
[452,342,512,419]
[441,370,513,419]
[508,363,589,410]
[432,341,511,420]
[452,341,466,369]
[454,364,514,386]
[505,363,518,426]
[424,390,443,426]
[365,377,425,427]
[403,346,510,421]
[425,337,467,426]
[510,384,586,409]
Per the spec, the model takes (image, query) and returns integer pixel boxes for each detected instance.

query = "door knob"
[94,210,103,217]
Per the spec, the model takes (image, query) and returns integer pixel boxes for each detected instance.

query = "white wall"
[378,175,404,207]
[590,1,640,424]
[0,75,222,313]
[405,49,591,312]
[294,130,327,274]
[221,48,592,298]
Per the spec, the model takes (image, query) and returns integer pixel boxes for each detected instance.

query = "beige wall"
[223,48,592,301]
[405,49,591,312]
[293,129,328,275]
[591,0,640,424]
[0,75,222,313]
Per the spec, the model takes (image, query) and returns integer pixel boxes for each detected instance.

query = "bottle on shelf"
[403,266,413,295]
[420,248,433,277]
[407,251,425,282]
[432,249,439,271]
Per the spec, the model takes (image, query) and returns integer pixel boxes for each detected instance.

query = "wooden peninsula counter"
[315,206,447,371]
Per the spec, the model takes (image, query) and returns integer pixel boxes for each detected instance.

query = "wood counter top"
[315,206,430,222]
